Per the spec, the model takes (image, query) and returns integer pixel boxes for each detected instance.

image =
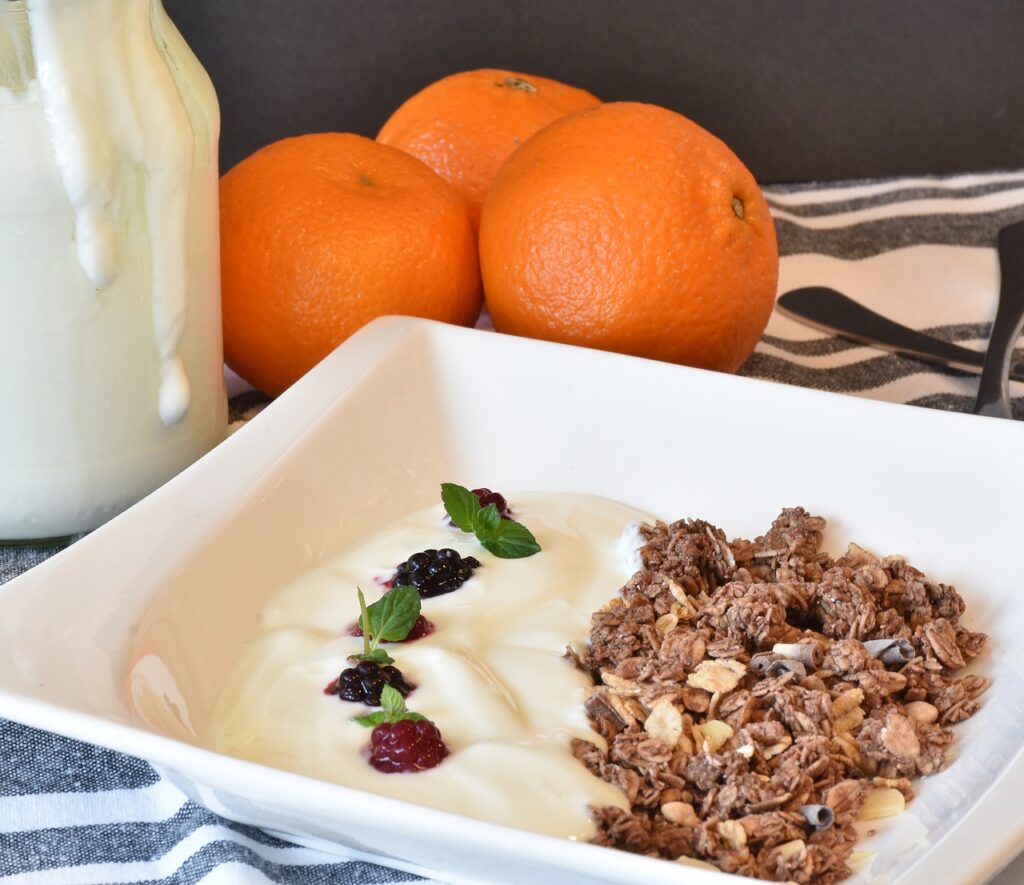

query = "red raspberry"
[471,487,512,519]
[369,719,449,773]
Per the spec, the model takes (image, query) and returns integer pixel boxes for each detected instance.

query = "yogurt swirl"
[208,492,651,838]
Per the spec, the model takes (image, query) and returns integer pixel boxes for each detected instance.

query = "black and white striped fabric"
[2,171,1022,884]
[747,170,1024,417]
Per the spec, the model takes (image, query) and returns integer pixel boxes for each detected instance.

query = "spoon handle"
[973,221,1024,419]
[776,287,1024,382]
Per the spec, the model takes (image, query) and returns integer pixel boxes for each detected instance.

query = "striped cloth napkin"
[2,171,1022,885]
[746,170,1024,415]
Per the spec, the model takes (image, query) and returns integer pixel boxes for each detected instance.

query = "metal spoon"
[777,287,1024,382]
[973,220,1024,419]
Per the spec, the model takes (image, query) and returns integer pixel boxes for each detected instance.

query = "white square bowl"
[0,316,1022,885]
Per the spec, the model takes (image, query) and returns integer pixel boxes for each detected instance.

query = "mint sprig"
[367,584,421,641]
[480,519,542,559]
[441,483,481,533]
[441,483,542,559]
[352,684,427,727]
[349,585,422,665]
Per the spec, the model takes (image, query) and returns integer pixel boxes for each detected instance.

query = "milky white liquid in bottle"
[0,0,225,539]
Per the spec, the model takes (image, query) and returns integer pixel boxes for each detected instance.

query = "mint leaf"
[351,709,389,727]
[473,503,501,541]
[366,585,421,642]
[351,684,427,728]
[353,589,394,662]
[381,683,404,720]
[480,519,542,559]
[441,481,542,559]
[352,584,419,665]
[349,647,394,665]
[441,483,480,532]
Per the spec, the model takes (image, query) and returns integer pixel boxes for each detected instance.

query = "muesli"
[569,508,988,882]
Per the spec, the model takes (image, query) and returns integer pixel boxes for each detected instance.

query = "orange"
[377,68,600,226]
[220,133,481,396]
[479,102,778,373]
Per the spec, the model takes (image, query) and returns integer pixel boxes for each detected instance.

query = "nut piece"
[774,839,807,860]
[880,713,921,760]
[835,706,866,735]
[675,855,720,872]
[905,701,939,724]
[669,581,700,620]
[644,698,683,748]
[687,659,746,694]
[832,687,865,717]
[857,787,906,821]
[696,719,735,753]
[661,801,700,826]
[848,850,875,870]
[717,819,747,851]
[833,687,866,734]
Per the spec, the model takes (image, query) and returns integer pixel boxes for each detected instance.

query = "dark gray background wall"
[164,0,1024,183]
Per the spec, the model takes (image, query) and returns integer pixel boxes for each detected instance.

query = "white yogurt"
[0,1,226,538]
[208,494,651,839]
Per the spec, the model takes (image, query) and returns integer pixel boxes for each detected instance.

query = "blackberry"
[471,487,512,519]
[369,718,449,773]
[333,660,412,706]
[392,547,480,598]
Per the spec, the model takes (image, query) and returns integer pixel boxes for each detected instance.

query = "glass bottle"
[0,0,226,540]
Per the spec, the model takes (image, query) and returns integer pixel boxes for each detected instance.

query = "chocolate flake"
[862,638,916,666]
[799,804,835,830]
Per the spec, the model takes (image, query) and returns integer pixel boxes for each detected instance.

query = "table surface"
[2,171,1023,884]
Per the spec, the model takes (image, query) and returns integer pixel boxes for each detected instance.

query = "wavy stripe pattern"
[0,723,426,883]
[2,171,1023,885]
[747,172,1024,413]
[761,323,1018,357]
[772,205,1024,258]
[764,175,1024,215]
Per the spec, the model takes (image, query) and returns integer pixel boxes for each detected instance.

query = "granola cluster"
[569,508,988,882]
